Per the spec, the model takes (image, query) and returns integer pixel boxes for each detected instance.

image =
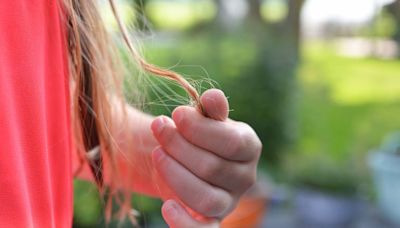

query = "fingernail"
[173,110,183,125]
[152,117,165,134]
[165,200,178,219]
[153,147,166,164]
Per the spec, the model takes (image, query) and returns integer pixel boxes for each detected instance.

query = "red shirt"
[0,0,73,227]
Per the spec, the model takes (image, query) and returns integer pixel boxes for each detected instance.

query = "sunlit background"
[74,0,400,227]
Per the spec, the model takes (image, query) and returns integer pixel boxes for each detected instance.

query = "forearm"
[72,101,162,197]
[113,104,160,196]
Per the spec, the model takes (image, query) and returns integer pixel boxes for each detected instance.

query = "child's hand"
[151,89,262,225]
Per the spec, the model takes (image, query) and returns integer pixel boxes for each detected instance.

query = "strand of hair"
[107,0,204,114]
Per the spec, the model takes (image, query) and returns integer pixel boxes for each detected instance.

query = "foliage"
[374,10,397,38]
[144,0,216,30]
[261,0,288,23]
[284,153,360,195]
[359,9,397,39]
[73,180,103,227]
[380,131,400,155]
[73,179,164,227]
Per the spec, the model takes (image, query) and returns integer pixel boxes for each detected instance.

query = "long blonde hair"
[62,0,202,222]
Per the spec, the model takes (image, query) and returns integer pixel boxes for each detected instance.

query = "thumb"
[162,200,219,228]
[200,89,229,121]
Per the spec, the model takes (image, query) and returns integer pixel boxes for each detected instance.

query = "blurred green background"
[74,0,400,227]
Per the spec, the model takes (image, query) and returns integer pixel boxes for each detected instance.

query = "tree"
[385,0,400,56]
[285,0,306,60]
[247,0,263,22]
[128,0,151,30]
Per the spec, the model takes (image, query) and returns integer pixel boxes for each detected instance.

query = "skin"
[75,89,262,227]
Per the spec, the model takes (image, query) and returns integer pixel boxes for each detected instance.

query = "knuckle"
[235,122,263,159]
[197,191,229,217]
[241,123,257,145]
[225,129,255,159]
[199,157,222,180]
[254,137,263,156]
[234,166,256,193]
[243,169,257,190]
[225,130,243,157]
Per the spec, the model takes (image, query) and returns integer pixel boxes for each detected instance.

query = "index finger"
[172,106,259,162]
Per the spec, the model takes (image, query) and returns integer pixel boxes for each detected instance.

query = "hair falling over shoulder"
[61,0,202,224]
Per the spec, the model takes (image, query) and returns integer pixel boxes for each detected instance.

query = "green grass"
[284,41,400,194]
[301,42,400,105]
[294,41,400,173]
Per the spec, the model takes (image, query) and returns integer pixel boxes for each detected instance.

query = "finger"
[152,147,233,218]
[151,116,253,192]
[200,89,229,121]
[162,200,219,228]
[172,107,260,162]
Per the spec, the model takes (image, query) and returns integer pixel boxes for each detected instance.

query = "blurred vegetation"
[285,153,360,196]
[297,42,400,155]
[385,0,400,51]
[284,41,400,195]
